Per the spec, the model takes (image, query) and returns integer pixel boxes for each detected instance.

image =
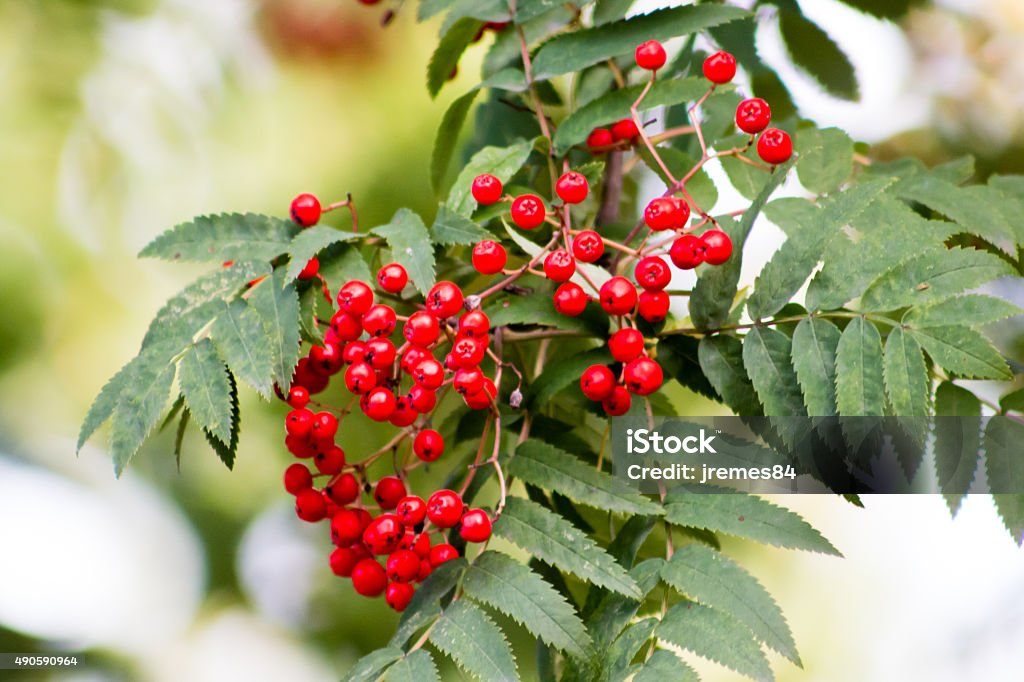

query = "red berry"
[555,172,589,204]
[635,40,667,70]
[386,582,415,611]
[285,434,316,459]
[599,277,638,316]
[311,411,338,440]
[283,463,313,495]
[634,256,671,291]
[389,397,418,427]
[365,337,397,370]
[314,445,345,476]
[329,547,361,577]
[330,311,363,342]
[460,509,493,543]
[427,489,464,528]
[458,310,490,338]
[377,262,408,293]
[397,495,427,526]
[511,194,547,230]
[364,514,404,555]
[554,282,588,316]
[700,230,733,265]
[412,533,431,558]
[543,249,576,283]
[735,98,771,135]
[309,343,344,376]
[451,337,486,369]
[757,128,792,165]
[471,173,503,205]
[290,193,321,227]
[374,476,407,510]
[580,365,616,401]
[413,357,445,390]
[351,558,387,597]
[703,50,736,84]
[602,385,632,416]
[401,346,430,374]
[669,234,705,270]
[426,281,464,319]
[586,128,614,154]
[345,361,376,394]
[387,550,421,584]
[285,408,314,438]
[297,257,320,280]
[429,543,459,567]
[463,378,497,410]
[611,118,640,142]
[337,280,374,316]
[408,385,437,413]
[624,357,664,395]
[295,488,327,522]
[326,473,360,506]
[644,197,688,231]
[362,304,397,337]
[454,367,485,396]
[342,341,367,365]
[404,311,440,347]
[572,230,604,263]
[362,387,397,421]
[331,509,365,547]
[637,290,670,323]
[608,328,645,363]
[287,386,310,409]
[472,240,507,275]
[414,429,445,462]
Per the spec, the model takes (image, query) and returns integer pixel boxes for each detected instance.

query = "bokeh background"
[1,0,1023,680]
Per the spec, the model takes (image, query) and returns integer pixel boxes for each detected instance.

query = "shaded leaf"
[341,647,404,682]
[431,205,493,245]
[139,213,297,263]
[284,226,361,283]
[790,317,841,416]
[248,268,301,391]
[779,10,858,100]
[657,602,773,682]
[319,244,372,295]
[372,209,436,295]
[896,175,1017,253]
[177,338,233,444]
[795,127,853,194]
[429,600,518,682]
[428,18,483,98]
[109,362,176,476]
[202,372,239,470]
[933,382,981,514]
[432,90,482,195]
[634,650,699,682]
[742,327,805,418]
[382,650,439,682]
[526,347,612,409]
[657,335,718,401]
[391,558,468,648]
[883,327,930,417]
[209,299,276,399]
[1001,388,1024,414]
[699,335,763,416]
[835,317,885,417]
[985,419,1024,546]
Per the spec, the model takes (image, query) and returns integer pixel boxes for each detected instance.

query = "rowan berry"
[472,240,507,275]
[511,194,547,229]
[602,385,632,416]
[700,230,733,265]
[458,310,490,338]
[386,550,421,583]
[586,128,614,153]
[426,281,464,318]
[414,429,445,462]
[345,361,376,394]
[460,509,492,543]
[427,490,464,528]
[361,387,397,421]
[757,128,793,165]
[634,256,671,291]
[377,263,408,293]
[624,357,664,395]
[351,559,387,597]
[298,258,320,280]
[638,290,670,323]
[735,98,771,134]
[471,173,503,205]
[608,328,645,363]
[295,488,328,522]
[374,476,407,510]
[669,234,705,270]
[554,282,588,316]
[599,277,638,316]
[555,172,589,204]
[611,118,640,142]
[362,304,397,337]
[396,495,427,526]
[635,40,667,71]
[580,365,616,401]
[290,193,321,227]
[283,463,313,495]
[543,249,576,282]
[703,50,736,84]
[572,230,604,262]
[337,280,374,316]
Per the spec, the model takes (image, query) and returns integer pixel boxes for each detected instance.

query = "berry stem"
[630,78,678,186]
[511,0,558,184]
[476,233,560,300]
[323,193,359,232]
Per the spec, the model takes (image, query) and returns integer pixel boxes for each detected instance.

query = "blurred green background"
[1,1,1023,681]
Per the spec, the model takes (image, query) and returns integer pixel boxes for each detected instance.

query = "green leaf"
[382,650,439,682]
[428,599,518,682]
[985,419,1024,545]
[501,219,611,293]
[779,9,858,100]
[342,647,405,682]
[531,5,749,79]
[177,338,233,444]
[494,497,641,598]
[284,226,361,283]
[514,0,564,23]
[526,347,612,409]
[634,650,699,682]
[438,0,508,35]
[835,317,886,417]
[699,335,763,416]
[656,335,719,401]
[419,0,457,21]
[447,141,533,217]
[743,327,806,417]
[840,0,924,20]
[391,558,468,648]
[80,353,149,452]
[790,317,841,417]
[428,18,482,98]
[910,325,1011,380]
[319,244,372,295]
[109,361,176,476]
[604,618,658,678]
[462,551,593,659]
[657,602,773,682]
[203,371,239,470]
[883,327,930,417]
[663,488,841,555]
[372,209,436,296]
[431,90,481,196]
[904,294,1023,328]
[795,127,853,194]
[641,146,719,211]
[859,248,1016,312]
[593,0,635,26]
[431,205,493,245]
[174,408,189,469]
[933,382,981,514]
[209,299,276,399]
[1001,388,1024,414]
[895,175,1017,252]
[661,544,799,664]
[488,294,591,334]
[509,440,662,515]
[139,213,298,262]
[552,77,708,153]
[141,261,270,350]
[248,268,301,391]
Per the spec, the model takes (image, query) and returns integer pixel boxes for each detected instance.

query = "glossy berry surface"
[553,282,588,317]
[337,280,374,316]
[404,311,440,347]
[638,290,670,323]
[374,476,407,510]
[472,240,507,275]
[624,357,664,396]
[669,234,705,270]
[701,230,733,265]
[427,490,464,528]
[460,509,492,543]
[608,328,645,363]
[290,193,321,227]
[611,118,640,142]
[757,128,793,165]
[572,230,604,263]
[351,559,387,597]
[635,40,667,70]
[298,258,320,280]
[644,197,684,231]
[736,98,771,134]
[602,385,632,416]
[543,249,576,282]
[703,50,736,84]
[377,263,408,293]
[580,364,615,401]
[586,128,613,153]
[511,194,547,229]
[599,277,638,316]
[426,281,464,319]
[414,429,444,462]
[471,173,503,205]
[555,172,589,204]
[634,256,672,291]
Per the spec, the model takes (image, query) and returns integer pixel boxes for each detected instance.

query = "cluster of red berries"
[279,194,499,610]
[581,327,663,416]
